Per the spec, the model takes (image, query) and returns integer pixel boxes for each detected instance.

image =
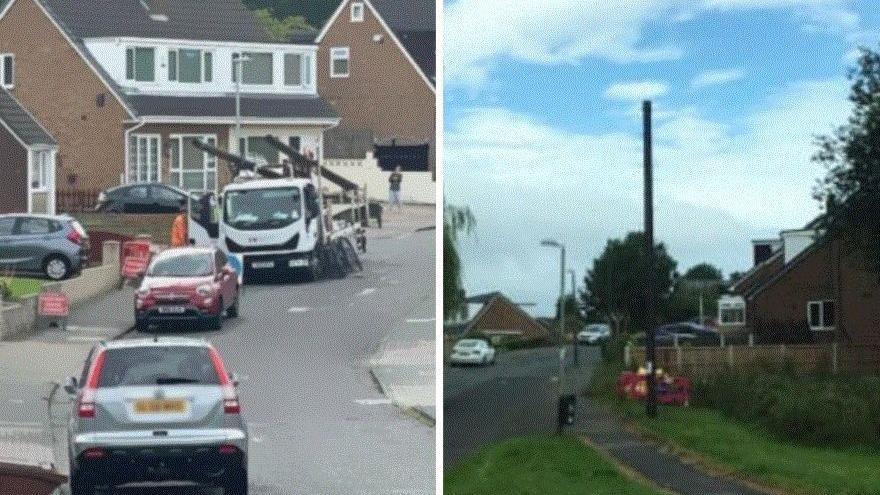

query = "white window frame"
[719,306,746,326]
[330,47,350,78]
[1,53,14,89]
[30,149,51,192]
[350,2,365,22]
[168,48,213,84]
[169,134,219,192]
[126,134,161,183]
[807,300,836,331]
[125,46,156,82]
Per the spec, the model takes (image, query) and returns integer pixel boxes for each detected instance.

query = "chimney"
[144,0,170,21]
[751,239,781,266]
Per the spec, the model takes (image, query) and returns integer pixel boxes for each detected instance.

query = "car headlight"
[197,284,214,297]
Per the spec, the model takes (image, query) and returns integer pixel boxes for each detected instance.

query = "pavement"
[575,402,773,495]
[0,205,436,495]
[443,345,599,468]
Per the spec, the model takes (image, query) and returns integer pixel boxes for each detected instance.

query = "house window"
[330,47,350,78]
[1,54,14,88]
[351,2,365,22]
[127,134,160,183]
[31,150,51,191]
[125,47,155,82]
[240,136,279,166]
[169,135,218,192]
[284,53,302,86]
[168,49,212,83]
[808,300,836,331]
[233,52,273,85]
[289,136,301,154]
[719,306,745,325]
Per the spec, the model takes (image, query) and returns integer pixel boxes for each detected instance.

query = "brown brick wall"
[0,123,28,213]
[133,124,233,189]
[0,0,130,192]
[317,0,435,171]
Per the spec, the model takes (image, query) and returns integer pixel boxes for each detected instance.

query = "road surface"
[0,213,435,495]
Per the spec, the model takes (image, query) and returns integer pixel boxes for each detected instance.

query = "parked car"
[135,247,240,331]
[64,338,247,494]
[0,214,89,280]
[96,184,191,214]
[577,323,611,344]
[654,322,721,346]
[449,339,496,366]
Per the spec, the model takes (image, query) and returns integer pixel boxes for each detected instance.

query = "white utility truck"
[186,138,365,282]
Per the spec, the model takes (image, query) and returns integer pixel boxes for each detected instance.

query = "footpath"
[575,401,773,495]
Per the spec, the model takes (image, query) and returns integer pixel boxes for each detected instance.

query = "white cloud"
[605,80,671,102]
[444,0,860,88]
[691,68,746,88]
[445,80,850,314]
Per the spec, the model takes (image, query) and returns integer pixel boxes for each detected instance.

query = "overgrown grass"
[444,436,666,495]
[0,277,43,301]
[614,400,880,495]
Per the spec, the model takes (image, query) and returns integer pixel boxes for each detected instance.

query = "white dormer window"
[126,47,155,82]
[330,47,350,78]
[351,2,365,22]
[0,54,13,88]
[168,49,212,83]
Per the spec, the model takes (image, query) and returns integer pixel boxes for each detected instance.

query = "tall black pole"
[643,100,658,418]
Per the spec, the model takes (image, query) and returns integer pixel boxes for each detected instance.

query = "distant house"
[446,292,550,344]
[0,87,57,213]
[0,0,338,210]
[312,0,435,172]
[720,218,880,345]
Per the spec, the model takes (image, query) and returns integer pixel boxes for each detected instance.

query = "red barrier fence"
[121,240,152,279]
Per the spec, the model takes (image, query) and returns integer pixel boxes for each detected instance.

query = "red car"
[135,247,240,331]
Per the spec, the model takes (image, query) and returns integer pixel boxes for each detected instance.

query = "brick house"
[0,87,57,213]
[446,292,550,344]
[312,0,435,172]
[719,221,880,345]
[0,0,339,211]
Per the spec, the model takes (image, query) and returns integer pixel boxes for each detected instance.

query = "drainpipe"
[123,119,146,184]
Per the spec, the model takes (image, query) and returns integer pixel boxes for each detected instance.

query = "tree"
[682,263,723,282]
[253,9,313,41]
[555,293,585,337]
[813,45,880,271]
[582,232,677,336]
[444,203,475,321]
[243,0,338,27]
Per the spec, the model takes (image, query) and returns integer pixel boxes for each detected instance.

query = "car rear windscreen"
[149,253,214,277]
[98,346,220,387]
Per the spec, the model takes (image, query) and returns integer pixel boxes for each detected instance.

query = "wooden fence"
[626,343,880,376]
[56,189,101,214]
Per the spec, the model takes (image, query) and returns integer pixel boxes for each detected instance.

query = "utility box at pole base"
[557,394,577,432]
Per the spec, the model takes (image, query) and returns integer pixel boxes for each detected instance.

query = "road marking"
[66,326,119,333]
[396,233,413,240]
[354,398,393,406]
[288,307,311,313]
[358,287,377,296]
[0,421,43,428]
[66,336,102,342]
[407,318,435,324]
[8,399,23,405]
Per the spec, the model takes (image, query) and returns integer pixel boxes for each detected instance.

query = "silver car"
[0,214,89,280]
[65,338,248,494]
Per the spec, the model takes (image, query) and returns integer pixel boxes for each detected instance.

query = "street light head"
[540,239,561,248]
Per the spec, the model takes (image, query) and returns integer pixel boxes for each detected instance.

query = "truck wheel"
[224,467,248,495]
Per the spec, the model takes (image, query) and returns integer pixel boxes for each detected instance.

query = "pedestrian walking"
[170,212,188,247]
[389,166,403,209]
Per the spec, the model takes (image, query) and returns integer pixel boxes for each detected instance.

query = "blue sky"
[443,0,880,315]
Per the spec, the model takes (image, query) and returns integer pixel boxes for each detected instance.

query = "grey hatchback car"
[65,338,248,494]
[0,214,89,280]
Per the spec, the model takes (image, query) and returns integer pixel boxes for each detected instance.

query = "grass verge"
[444,435,667,495]
[0,277,43,301]
[612,399,880,495]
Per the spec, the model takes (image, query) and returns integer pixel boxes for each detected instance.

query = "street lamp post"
[643,100,658,418]
[568,268,579,366]
[232,54,251,147]
[541,239,566,385]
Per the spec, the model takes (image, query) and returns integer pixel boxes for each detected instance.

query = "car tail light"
[67,228,82,245]
[209,347,241,414]
[83,448,106,460]
[78,349,106,419]
[218,444,239,455]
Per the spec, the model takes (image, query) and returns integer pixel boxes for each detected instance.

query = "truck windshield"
[224,187,302,231]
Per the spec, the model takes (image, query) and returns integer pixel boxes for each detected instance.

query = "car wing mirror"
[229,372,240,387]
[64,376,78,395]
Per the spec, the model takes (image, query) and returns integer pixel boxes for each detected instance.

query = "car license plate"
[134,399,187,414]
[288,259,308,268]
[251,261,275,269]
[158,306,186,314]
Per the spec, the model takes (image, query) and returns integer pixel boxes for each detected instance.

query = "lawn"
[0,277,43,301]
[444,435,666,495]
[614,400,880,495]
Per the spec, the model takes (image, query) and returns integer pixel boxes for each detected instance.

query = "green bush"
[692,370,880,449]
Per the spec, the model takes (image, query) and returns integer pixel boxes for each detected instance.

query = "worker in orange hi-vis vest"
[170,213,188,247]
